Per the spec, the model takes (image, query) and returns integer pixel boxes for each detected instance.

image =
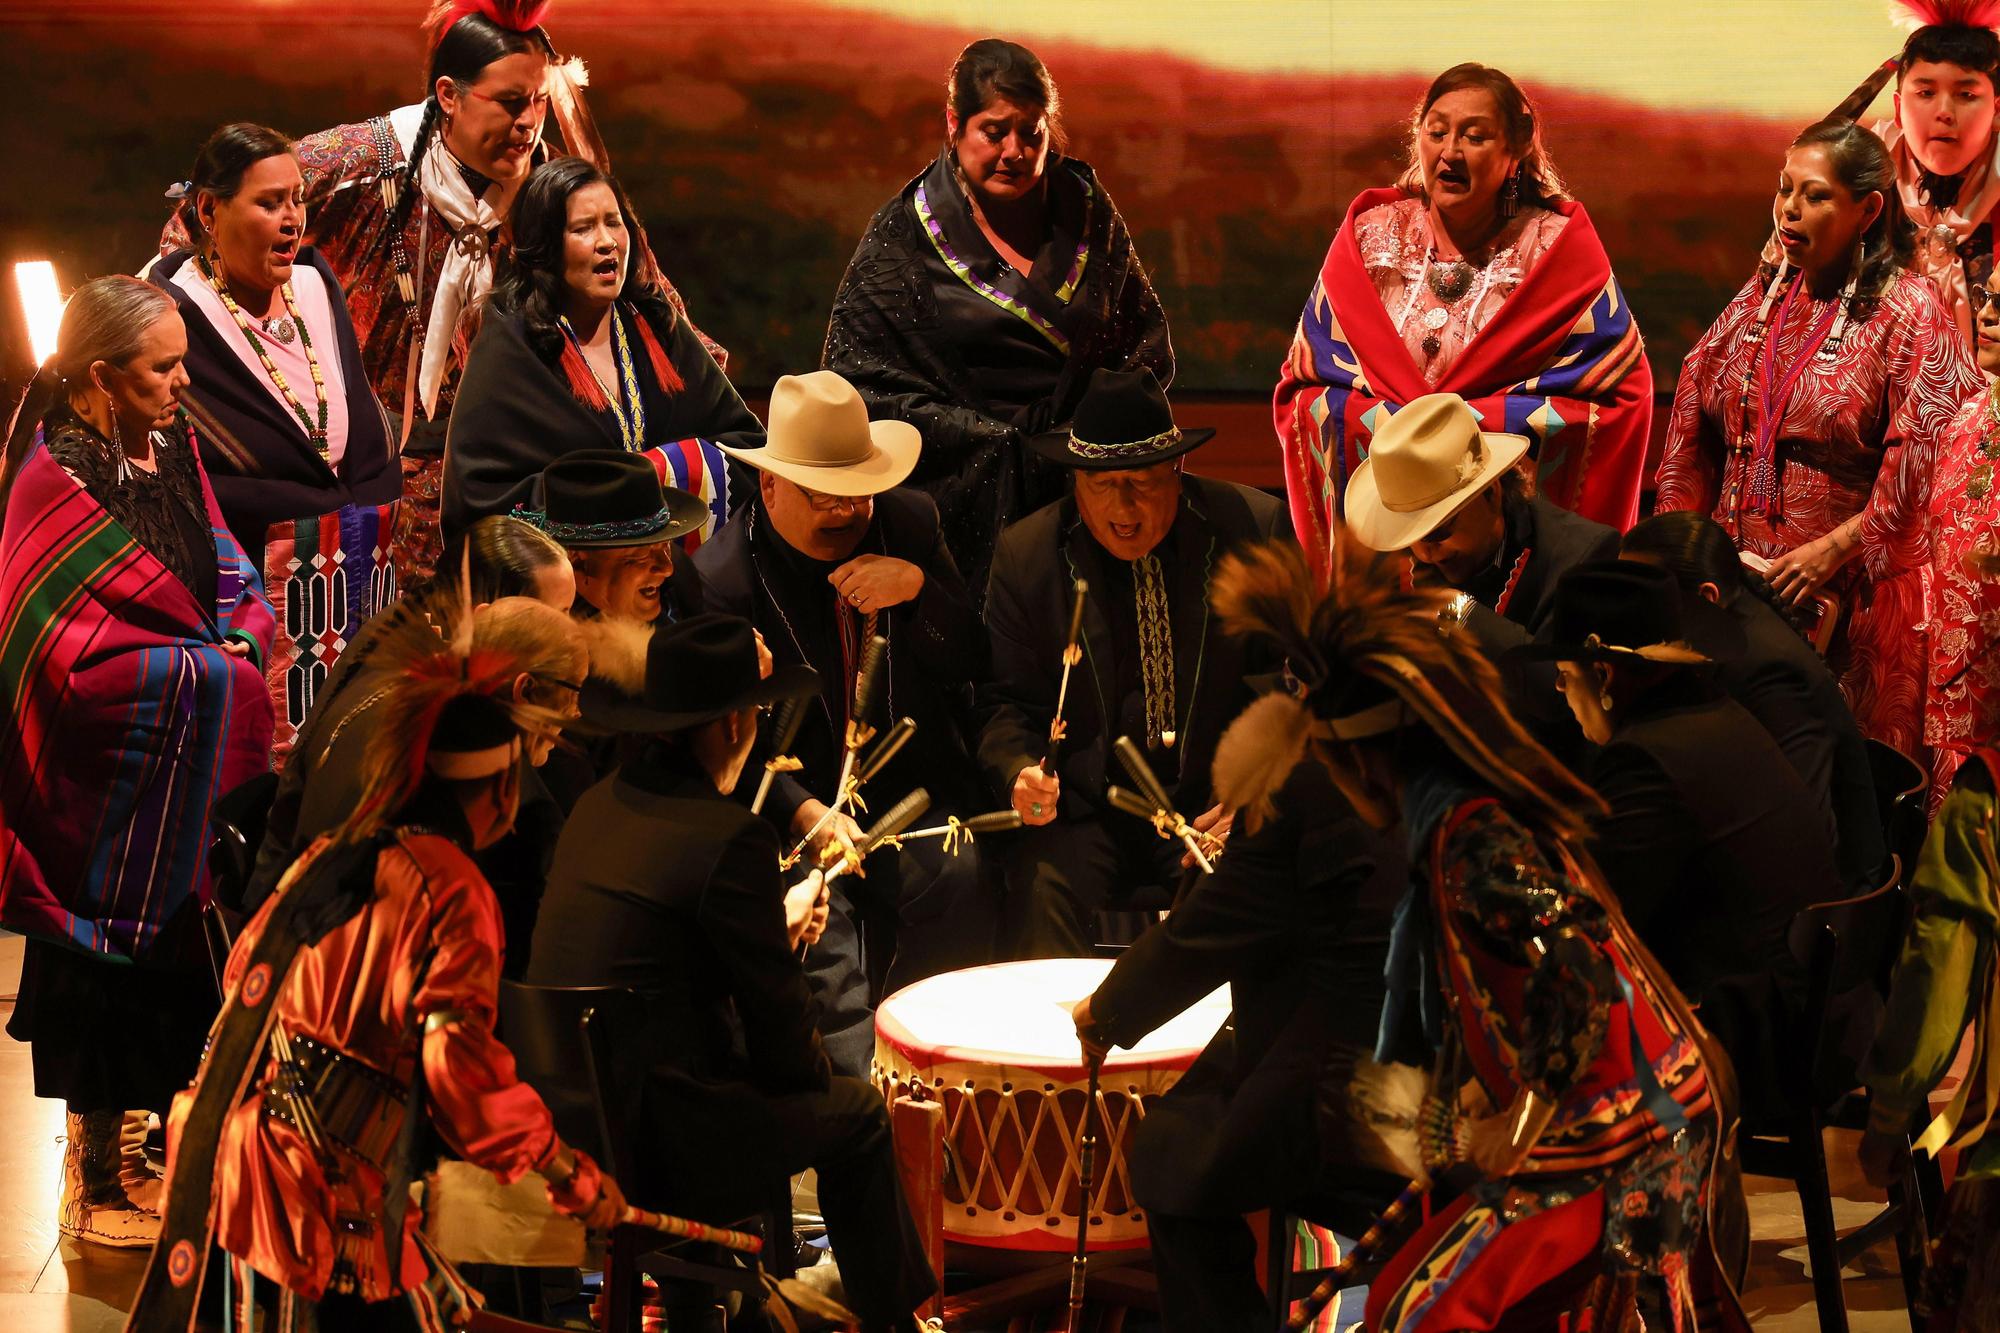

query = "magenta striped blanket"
[0,438,274,960]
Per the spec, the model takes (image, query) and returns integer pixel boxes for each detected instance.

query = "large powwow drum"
[872,958,1227,1252]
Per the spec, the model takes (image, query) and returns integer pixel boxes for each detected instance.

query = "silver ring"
[850,592,863,605]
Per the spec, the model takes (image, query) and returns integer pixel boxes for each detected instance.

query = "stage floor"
[0,929,1921,1331]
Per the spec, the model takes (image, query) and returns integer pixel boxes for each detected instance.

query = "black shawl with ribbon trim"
[151,248,402,575]
[822,151,1174,599]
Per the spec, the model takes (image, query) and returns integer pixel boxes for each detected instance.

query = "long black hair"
[1762,119,1917,321]
[386,8,554,245]
[488,155,679,364]
[172,122,296,246]
[1621,510,1811,632]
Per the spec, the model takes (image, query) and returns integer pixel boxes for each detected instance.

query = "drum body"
[872,958,1227,1252]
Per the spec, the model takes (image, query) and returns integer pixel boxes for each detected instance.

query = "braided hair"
[385,3,555,247]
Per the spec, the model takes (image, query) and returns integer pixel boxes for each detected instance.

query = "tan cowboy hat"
[719,370,921,498]
[1342,393,1530,553]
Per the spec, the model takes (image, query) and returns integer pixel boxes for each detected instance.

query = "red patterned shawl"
[1274,189,1652,571]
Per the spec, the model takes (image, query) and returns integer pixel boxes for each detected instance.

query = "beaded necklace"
[195,254,330,453]
[560,308,646,451]
[1721,259,1856,533]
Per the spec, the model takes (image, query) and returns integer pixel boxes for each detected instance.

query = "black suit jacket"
[693,487,982,829]
[978,474,1287,818]
[526,746,829,1096]
[1719,593,1886,888]
[1089,761,1401,1074]
[1587,679,1833,1113]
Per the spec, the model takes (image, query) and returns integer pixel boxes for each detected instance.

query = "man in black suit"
[979,368,1287,957]
[1343,393,1619,754]
[1623,511,1887,890]
[697,369,992,1075]
[527,614,936,1333]
[1072,761,1412,1332]
[1535,561,1837,1120]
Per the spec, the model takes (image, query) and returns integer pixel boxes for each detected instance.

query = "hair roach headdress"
[1207,530,1604,840]
[423,0,552,45]
[1831,2,2000,120]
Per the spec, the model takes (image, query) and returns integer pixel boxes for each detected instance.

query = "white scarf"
[1873,115,2000,348]
[388,103,515,419]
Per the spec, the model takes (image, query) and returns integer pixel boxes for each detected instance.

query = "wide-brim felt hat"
[718,370,920,498]
[1027,366,1215,471]
[517,449,707,549]
[579,611,820,735]
[1343,393,1529,552]
[1515,559,1745,666]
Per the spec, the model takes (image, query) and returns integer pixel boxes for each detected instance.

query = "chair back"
[497,982,651,1184]
[1787,856,1905,1103]
[208,772,280,912]
[1865,739,1928,878]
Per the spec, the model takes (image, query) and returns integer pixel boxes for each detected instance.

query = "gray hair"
[54,275,175,388]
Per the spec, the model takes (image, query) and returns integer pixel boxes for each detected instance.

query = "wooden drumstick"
[1042,579,1088,772]
[897,809,1024,849]
[1066,1057,1103,1333]
[1114,735,1223,868]
[798,789,932,961]
[783,636,889,866]
[749,694,808,817]
[1104,780,1216,875]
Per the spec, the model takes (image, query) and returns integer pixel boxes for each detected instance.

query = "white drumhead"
[875,957,1227,1073]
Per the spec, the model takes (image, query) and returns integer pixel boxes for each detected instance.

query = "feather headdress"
[1890,0,2000,34]
[334,592,578,844]
[423,0,552,45]
[1209,529,1604,841]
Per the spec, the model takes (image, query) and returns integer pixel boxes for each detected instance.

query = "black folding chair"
[1738,858,1929,1333]
[496,982,773,1333]
[1865,739,1928,884]
[202,772,279,995]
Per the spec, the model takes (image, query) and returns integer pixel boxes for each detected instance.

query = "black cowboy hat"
[1027,367,1215,471]
[580,612,819,735]
[516,449,707,549]
[1516,559,1744,665]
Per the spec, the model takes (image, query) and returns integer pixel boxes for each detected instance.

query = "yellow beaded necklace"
[196,253,330,453]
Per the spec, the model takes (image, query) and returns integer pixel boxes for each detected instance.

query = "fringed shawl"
[1275,189,1652,572]
[0,437,275,960]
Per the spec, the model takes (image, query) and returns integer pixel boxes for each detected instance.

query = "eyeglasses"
[796,486,870,514]
[464,87,552,121]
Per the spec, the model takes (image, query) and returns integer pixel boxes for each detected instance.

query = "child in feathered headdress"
[1832,3,2000,347]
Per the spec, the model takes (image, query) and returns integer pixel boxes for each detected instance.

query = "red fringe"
[633,315,685,397]
[559,339,611,412]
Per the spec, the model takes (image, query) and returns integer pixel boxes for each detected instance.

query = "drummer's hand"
[753,630,774,681]
[793,800,862,868]
[1182,803,1234,869]
[785,870,831,949]
[1013,764,1060,826]
[580,1172,627,1232]
[1070,995,1111,1070]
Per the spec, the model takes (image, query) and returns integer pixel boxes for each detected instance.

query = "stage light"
[15,261,64,369]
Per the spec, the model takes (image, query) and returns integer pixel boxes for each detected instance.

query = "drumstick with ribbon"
[798,788,933,961]
[1110,735,1222,872]
[620,1205,764,1255]
[749,694,808,817]
[781,714,916,869]
[897,809,1023,855]
[1281,1180,1426,1331]
[1043,579,1089,771]
[784,635,889,866]
[1066,1055,1103,1333]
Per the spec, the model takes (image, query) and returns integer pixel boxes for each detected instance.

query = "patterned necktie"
[1132,554,1176,748]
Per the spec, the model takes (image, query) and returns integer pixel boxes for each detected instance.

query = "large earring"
[1499,168,1522,219]
[1597,688,1614,713]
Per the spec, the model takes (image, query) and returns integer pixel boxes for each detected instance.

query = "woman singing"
[1657,117,1980,754]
